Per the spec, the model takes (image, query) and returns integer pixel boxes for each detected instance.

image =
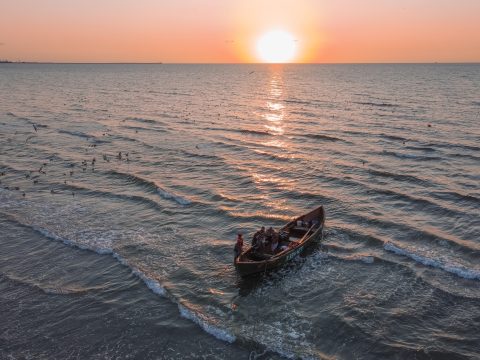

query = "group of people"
[233,217,322,260]
[251,226,287,255]
[234,226,289,260]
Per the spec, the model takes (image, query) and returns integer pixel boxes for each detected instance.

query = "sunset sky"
[1,0,479,63]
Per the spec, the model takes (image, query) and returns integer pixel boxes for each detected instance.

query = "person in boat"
[252,226,265,251]
[269,231,280,254]
[234,233,243,260]
[265,227,275,245]
[264,227,281,253]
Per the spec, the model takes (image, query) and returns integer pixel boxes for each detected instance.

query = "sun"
[256,30,297,63]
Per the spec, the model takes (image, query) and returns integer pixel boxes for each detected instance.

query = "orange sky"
[1,0,479,63]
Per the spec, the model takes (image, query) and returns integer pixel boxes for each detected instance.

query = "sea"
[0,63,479,360]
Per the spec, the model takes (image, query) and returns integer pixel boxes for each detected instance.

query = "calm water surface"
[0,64,479,359]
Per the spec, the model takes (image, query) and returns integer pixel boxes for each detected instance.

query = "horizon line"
[1,61,479,65]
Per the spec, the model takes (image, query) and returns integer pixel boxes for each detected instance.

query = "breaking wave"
[384,242,480,281]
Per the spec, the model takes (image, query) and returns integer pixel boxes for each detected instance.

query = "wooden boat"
[234,206,325,277]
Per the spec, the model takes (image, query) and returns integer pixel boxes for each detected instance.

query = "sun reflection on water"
[262,68,286,136]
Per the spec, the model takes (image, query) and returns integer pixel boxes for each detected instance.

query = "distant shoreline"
[1,61,479,65]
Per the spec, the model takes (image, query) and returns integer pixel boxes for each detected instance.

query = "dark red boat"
[234,206,325,277]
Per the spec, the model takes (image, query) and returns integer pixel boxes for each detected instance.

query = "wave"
[223,209,293,223]
[354,101,400,108]
[0,163,26,176]
[55,182,172,213]
[1,272,100,296]
[252,149,296,162]
[241,129,272,136]
[384,242,480,281]
[7,218,236,345]
[58,129,91,140]
[108,133,140,143]
[298,133,345,142]
[178,304,236,343]
[106,170,191,206]
[425,141,480,153]
[5,112,48,128]
[323,251,376,265]
[368,169,430,186]
[161,92,193,97]
[404,145,437,152]
[156,112,181,120]
[333,211,480,276]
[381,150,442,161]
[431,190,480,207]
[380,134,408,142]
[203,127,273,138]
[450,152,480,162]
[157,187,191,205]
[117,246,233,344]
[125,116,165,125]
[178,149,221,162]
[346,255,375,264]
[197,140,243,153]
[284,98,311,105]
[281,188,337,207]
[120,125,167,133]
[289,110,317,118]
[325,231,480,281]
[69,106,85,112]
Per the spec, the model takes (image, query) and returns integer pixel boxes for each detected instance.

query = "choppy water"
[1,63,479,359]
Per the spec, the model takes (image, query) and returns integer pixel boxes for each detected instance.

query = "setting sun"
[256,30,297,63]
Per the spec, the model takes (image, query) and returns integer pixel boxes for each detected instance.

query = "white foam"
[34,226,114,255]
[325,252,375,265]
[135,269,167,296]
[360,256,375,264]
[342,255,375,264]
[29,223,238,346]
[384,242,480,280]
[178,304,236,343]
[157,187,191,205]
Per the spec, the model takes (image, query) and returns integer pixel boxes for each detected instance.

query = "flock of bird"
[1,122,131,200]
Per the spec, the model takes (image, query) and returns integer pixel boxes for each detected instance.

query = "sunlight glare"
[256,30,297,63]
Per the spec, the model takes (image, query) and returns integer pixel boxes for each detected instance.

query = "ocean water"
[0,63,479,359]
